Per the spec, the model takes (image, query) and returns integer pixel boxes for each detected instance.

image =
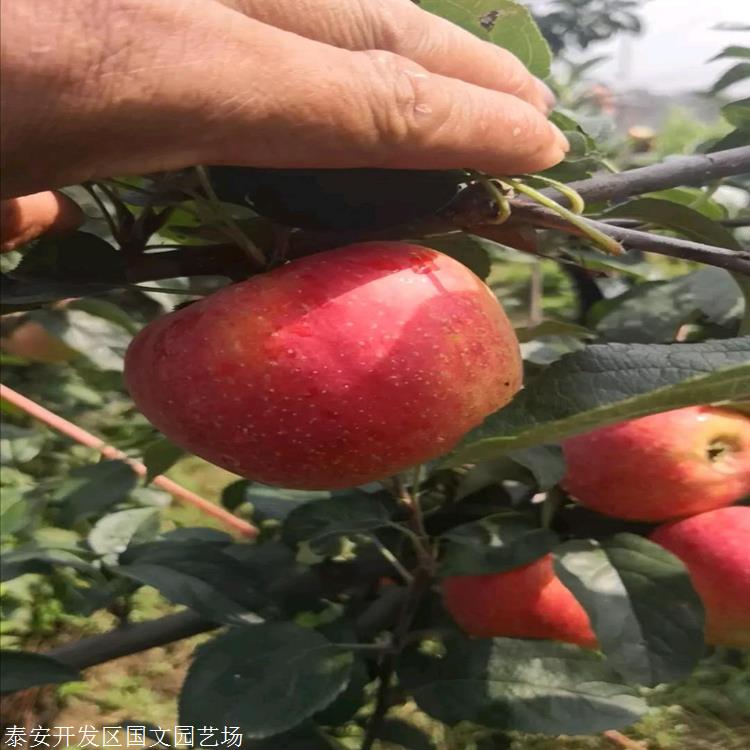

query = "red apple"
[650,506,750,648]
[125,242,522,489]
[442,555,596,647]
[561,406,750,521]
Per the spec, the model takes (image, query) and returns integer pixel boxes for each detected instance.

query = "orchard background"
[1,1,749,749]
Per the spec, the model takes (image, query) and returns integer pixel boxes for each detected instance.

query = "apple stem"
[474,173,512,224]
[522,174,586,214]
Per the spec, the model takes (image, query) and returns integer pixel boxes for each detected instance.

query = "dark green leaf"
[0,423,46,465]
[0,546,95,582]
[223,481,328,520]
[643,187,727,220]
[55,460,139,525]
[87,508,160,558]
[378,719,437,750]
[722,98,750,130]
[554,534,705,686]
[447,339,750,465]
[601,198,741,250]
[438,512,558,577]
[142,439,185,482]
[0,492,33,535]
[399,636,646,734]
[593,268,743,343]
[282,493,393,552]
[419,0,552,78]
[116,541,268,622]
[416,234,491,279]
[710,62,750,93]
[179,623,353,739]
[209,167,464,230]
[1,232,125,306]
[1,651,80,694]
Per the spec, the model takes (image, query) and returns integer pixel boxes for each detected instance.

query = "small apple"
[125,242,522,489]
[0,313,76,363]
[442,554,596,647]
[650,506,750,648]
[561,406,750,521]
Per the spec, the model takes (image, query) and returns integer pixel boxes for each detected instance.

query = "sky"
[569,0,750,93]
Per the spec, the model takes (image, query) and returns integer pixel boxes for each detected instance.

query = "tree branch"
[126,148,750,282]
[44,611,216,670]
[509,202,750,274]
[546,146,750,205]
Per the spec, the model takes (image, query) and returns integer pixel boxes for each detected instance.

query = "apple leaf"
[179,623,353,739]
[438,512,558,577]
[142,438,185,483]
[208,167,465,231]
[446,338,750,465]
[591,268,743,343]
[419,0,552,78]
[554,534,705,687]
[55,460,139,525]
[398,636,646,734]
[1,651,81,695]
[281,492,394,553]
[87,508,160,559]
[116,541,269,622]
[416,234,492,279]
[710,62,750,93]
[600,198,742,249]
[221,481,329,519]
[377,719,437,750]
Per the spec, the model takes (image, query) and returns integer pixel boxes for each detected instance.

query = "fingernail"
[549,122,569,152]
[537,79,556,113]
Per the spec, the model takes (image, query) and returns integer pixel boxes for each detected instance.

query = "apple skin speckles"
[125,242,522,490]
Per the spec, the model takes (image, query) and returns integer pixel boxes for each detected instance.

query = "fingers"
[220,0,553,112]
[0,192,83,252]
[198,19,567,175]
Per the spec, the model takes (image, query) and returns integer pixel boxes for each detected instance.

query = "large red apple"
[651,506,750,648]
[442,555,596,647]
[125,242,522,489]
[561,406,750,521]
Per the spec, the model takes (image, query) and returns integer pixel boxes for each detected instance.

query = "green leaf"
[54,460,139,525]
[1,651,80,694]
[419,0,552,78]
[722,98,750,130]
[116,541,268,622]
[601,198,741,250]
[554,534,705,687]
[709,45,750,61]
[593,268,743,343]
[643,187,727,221]
[447,339,750,465]
[179,623,353,739]
[416,234,491,279]
[399,636,646,734]
[710,62,750,93]
[1,232,125,306]
[282,492,393,552]
[142,439,185,482]
[223,481,328,520]
[209,167,464,231]
[0,491,34,536]
[0,546,96,582]
[0,423,46,465]
[87,508,160,558]
[455,445,566,500]
[377,719,437,750]
[438,512,557,577]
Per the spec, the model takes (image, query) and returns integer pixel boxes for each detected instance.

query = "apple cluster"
[125,242,750,651]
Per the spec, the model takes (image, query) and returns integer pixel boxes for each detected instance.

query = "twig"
[45,611,216,670]
[0,384,258,538]
[555,146,750,205]
[509,202,750,275]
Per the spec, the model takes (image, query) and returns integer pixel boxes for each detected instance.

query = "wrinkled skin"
[651,506,750,648]
[442,554,596,647]
[125,242,522,489]
[562,406,750,522]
